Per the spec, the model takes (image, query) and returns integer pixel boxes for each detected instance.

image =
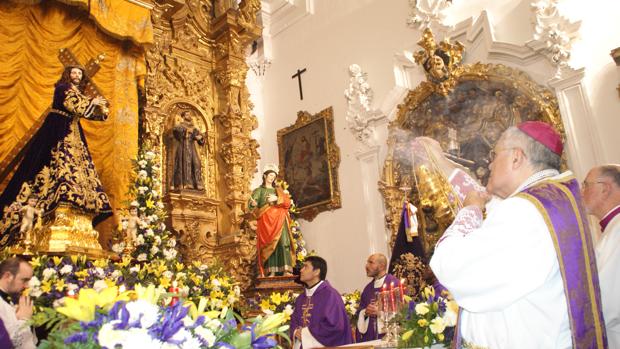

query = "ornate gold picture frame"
[277,107,341,221]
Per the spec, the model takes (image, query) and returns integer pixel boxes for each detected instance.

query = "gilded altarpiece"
[380,29,565,258]
[143,0,261,288]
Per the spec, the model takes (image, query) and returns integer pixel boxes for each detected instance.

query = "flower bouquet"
[259,291,297,322]
[26,254,239,312]
[341,290,361,324]
[396,286,458,349]
[33,284,289,349]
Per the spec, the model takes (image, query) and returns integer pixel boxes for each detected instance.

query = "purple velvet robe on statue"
[355,274,399,342]
[290,280,353,347]
[0,83,112,247]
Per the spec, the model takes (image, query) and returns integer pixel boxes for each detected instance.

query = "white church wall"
[246,0,620,292]
[560,0,620,165]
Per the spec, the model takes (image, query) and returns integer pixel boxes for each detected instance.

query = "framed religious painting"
[277,107,341,221]
[612,47,620,97]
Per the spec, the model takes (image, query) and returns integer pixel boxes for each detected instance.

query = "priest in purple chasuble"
[0,66,112,247]
[356,253,400,342]
[290,256,353,348]
[427,121,607,349]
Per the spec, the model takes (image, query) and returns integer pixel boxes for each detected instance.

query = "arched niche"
[161,100,216,198]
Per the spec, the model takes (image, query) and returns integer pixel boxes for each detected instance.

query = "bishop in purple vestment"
[290,256,353,348]
[356,253,400,342]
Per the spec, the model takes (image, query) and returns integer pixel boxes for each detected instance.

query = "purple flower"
[407,300,417,320]
[437,299,446,315]
[187,315,206,329]
[112,304,131,330]
[65,331,89,344]
[148,302,188,343]
[222,318,237,332]
[244,323,277,349]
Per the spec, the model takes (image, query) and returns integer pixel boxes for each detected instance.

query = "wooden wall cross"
[292,68,307,100]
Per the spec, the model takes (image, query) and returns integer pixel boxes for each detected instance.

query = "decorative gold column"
[210,0,262,289]
[141,0,262,289]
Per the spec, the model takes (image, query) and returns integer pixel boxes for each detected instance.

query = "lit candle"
[381,284,388,312]
[399,278,406,303]
[389,282,396,312]
[169,280,180,306]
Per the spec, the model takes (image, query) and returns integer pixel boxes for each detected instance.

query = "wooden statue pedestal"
[164,190,218,262]
[245,275,304,317]
[254,275,304,293]
[245,275,304,316]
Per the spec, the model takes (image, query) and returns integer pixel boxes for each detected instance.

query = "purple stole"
[517,177,607,349]
[451,176,607,349]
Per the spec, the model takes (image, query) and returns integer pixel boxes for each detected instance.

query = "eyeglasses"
[489,147,516,161]
[581,180,607,189]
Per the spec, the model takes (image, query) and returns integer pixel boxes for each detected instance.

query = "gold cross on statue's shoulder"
[301,297,313,327]
[0,48,107,188]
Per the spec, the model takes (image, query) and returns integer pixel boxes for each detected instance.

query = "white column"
[356,146,390,257]
[548,68,604,180]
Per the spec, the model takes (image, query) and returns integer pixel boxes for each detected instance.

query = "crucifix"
[291,68,307,100]
[301,297,313,327]
[0,48,107,184]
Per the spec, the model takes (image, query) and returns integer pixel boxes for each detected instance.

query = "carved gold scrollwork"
[414,28,465,96]
[144,0,262,288]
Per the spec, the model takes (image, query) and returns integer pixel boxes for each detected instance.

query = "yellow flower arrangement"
[259,291,296,321]
[397,286,458,348]
[341,290,361,324]
[56,286,128,322]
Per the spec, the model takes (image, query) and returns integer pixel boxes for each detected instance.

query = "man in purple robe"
[290,256,353,348]
[355,253,399,342]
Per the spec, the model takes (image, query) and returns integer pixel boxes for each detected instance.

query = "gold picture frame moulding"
[277,107,341,221]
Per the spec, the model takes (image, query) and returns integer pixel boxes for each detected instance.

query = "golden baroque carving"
[216,226,257,290]
[165,193,218,263]
[237,0,261,31]
[381,55,564,256]
[144,0,262,289]
[414,28,465,96]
